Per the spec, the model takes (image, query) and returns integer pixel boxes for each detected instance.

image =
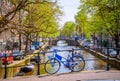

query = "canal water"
[41,45,106,74]
[0,41,117,79]
[37,40,117,75]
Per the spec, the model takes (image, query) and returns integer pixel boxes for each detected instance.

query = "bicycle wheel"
[70,56,85,72]
[44,58,60,74]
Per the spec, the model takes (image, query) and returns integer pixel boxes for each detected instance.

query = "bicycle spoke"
[70,56,85,72]
[44,58,60,74]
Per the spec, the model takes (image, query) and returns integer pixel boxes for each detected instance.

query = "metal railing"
[1,47,120,79]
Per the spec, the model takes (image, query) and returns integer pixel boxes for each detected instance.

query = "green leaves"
[76,0,120,38]
[76,0,120,48]
[19,1,61,38]
[61,21,76,37]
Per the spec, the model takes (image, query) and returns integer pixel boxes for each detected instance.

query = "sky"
[57,0,80,28]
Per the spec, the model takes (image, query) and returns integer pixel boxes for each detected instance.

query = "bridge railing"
[1,47,119,79]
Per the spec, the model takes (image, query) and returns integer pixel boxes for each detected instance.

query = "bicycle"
[44,49,85,74]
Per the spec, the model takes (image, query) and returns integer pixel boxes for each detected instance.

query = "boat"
[19,64,34,73]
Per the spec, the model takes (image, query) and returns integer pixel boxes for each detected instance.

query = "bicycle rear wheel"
[44,58,60,74]
[70,56,85,72]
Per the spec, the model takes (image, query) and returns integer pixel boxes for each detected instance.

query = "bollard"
[37,52,40,76]
[4,54,7,79]
[106,48,110,71]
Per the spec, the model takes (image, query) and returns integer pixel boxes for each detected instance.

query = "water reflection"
[1,45,116,79]
[43,45,106,74]
[57,40,68,47]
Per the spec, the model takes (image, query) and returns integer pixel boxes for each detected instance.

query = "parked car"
[39,42,44,48]
[102,49,117,58]
[12,50,25,60]
[29,45,36,51]
[0,52,2,58]
[80,39,87,46]
[32,41,40,50]
[101,48,107,55]
[109,49,117,58]
[82,40,90,48]
[1,51,13,65]
[28,45,36,54]
[88,42,94,49]
[5,41,12,50]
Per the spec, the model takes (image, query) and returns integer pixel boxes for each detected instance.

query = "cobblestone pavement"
[0,70,120,81]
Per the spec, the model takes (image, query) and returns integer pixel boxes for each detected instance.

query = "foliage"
[0,0,62,52]
[75,9,91,38]
[0,0,61,36]
[76,0,120,48]
[22,2,60,38]
[61,21,76,37]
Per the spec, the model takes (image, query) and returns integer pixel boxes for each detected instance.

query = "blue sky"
[58,0,80,28]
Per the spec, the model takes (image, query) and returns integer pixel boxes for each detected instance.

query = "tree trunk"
[19,34,22,51]
[25,34,29,55]
[114,34,120,56]
[100,32,102,48]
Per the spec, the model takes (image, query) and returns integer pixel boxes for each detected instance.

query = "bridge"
[0,39,120,80]
[1,70,120,81]
[50,39,120,70]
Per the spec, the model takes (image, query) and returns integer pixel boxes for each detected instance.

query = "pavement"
[0,70,120,81]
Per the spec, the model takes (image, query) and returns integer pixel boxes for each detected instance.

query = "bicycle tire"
[44,58,60,74]
[70,56,85,72]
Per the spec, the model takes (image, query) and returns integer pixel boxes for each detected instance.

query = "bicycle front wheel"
[44,58,60,74]
[70,56,85,72]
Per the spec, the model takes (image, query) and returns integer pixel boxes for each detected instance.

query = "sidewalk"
[1,70,120,81]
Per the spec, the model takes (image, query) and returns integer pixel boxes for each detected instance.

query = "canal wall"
[51,40,120,70]
[79,45,120,70]
[49,39,58,46]
[49,39,120,70]
[0,43,48,79]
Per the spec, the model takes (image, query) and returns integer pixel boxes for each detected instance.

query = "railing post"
[72,48,74,57]
[37,52,40,76]
[106,48,110,71]
[4,54,7,79]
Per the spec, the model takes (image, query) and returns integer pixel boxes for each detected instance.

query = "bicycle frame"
[45,49,86,74]
[49,49,74,67]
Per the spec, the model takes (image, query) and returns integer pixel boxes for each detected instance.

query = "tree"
[75,9,91,39]
[0,0,61,53]
[61,21,76,37]
[20,1,61,53]
[77,0,120,55]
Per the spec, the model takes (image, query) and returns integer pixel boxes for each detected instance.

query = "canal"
[40,46,113,74]
[0,40,117,79]
[34,40,117,75]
